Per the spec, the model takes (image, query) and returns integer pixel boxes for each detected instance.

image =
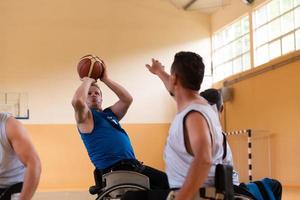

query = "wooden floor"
[33,191,94,200]
[32,187,300,200]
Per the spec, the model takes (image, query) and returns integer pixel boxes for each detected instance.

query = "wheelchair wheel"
[95,184,148,200]
[234,194,254,200]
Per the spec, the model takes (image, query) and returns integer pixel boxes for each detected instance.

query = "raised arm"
[6,117,41,200]
[72,77,95,124]
[175,112,212,200]
[145,58,173,95]
[100,61,133,121]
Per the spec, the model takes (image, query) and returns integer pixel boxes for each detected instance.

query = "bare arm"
[6,117,41,200]
[100,61,133,120]
[71,77,95,124]
[175,112,212,200]
[145,58,172,94]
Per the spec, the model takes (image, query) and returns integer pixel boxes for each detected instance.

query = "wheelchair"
[89,164,253,200]
[89,170,150,200]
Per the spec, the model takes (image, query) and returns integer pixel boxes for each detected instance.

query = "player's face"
[87,86,102,109]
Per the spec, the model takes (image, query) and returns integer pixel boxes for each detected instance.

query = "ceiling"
[168,0,231,13]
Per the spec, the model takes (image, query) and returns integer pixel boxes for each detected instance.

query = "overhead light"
[242,0,254,5]
[183,0,197,10]
[169,0,231,12]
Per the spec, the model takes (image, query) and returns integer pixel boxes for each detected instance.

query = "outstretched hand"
[145,58,165,75]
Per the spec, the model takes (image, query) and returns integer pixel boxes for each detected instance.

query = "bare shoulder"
[185,110,207,124]
[185,111,210,135]
[5,116,27,141]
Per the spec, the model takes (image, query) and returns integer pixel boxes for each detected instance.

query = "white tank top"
[0,112,25,188]
[164,103,225,188]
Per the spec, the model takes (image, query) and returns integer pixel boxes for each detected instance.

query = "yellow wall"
[217,51,300,187]
[26,123,169,191]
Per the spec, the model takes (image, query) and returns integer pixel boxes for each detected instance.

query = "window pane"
[268,18,281,41]
[213,35,218,50]
[242,52,251,70]
[213,50,220,66]
[255,6,268,28]
[269,39,281,60]
[268,0,280,21]
[242,35,250,53]
[232,39,243,58]
[216,31,225,48]
[227,43,234,60]
[219,31,225,47]
[255,44,269,66]
[241,16,250,34]
[280,0,294,14]
[219,48,226,65]
[233,57,243,74]
[227,26,235,43]
[226,45,233,62]
[233,21,242,38]
[213,66,224,82]
[295,7,300,28]
[281,11,294,35]
[214,49,225,66]
[224,62,233,78]
[255,25,268,47]
[223,28,230,45]
[282,33,295,54]
[296,29,300,50]
[204,61,212,76]
[214,64,232,81]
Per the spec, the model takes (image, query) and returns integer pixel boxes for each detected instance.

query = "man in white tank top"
[146,52,227,200]
[0,113,41,200]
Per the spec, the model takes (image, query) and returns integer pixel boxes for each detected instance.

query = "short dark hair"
[171,51,205,91]
[200,88,223,112]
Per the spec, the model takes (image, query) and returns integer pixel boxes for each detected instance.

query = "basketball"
[77,55,104,80]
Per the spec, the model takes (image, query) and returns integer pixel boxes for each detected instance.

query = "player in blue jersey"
[72,60,169,190]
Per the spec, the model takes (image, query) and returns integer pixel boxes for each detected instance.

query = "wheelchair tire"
[96,184,148,200]
[234,194,255,200]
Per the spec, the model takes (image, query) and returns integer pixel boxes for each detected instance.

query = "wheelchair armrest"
[215,164,234,200]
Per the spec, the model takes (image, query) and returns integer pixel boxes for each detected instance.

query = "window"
[211,0,300,83]
[253,0,300,66]
[212,16,250,82]
[296,29,300,49]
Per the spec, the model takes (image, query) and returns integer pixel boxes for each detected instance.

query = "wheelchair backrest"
[102,170,150,190]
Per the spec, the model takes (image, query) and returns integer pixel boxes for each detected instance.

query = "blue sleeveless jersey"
[79,108,135,170]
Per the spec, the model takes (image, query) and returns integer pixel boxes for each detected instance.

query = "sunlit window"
[211,0,300,83]
[212,16,250,82]
[253,0,300,66]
